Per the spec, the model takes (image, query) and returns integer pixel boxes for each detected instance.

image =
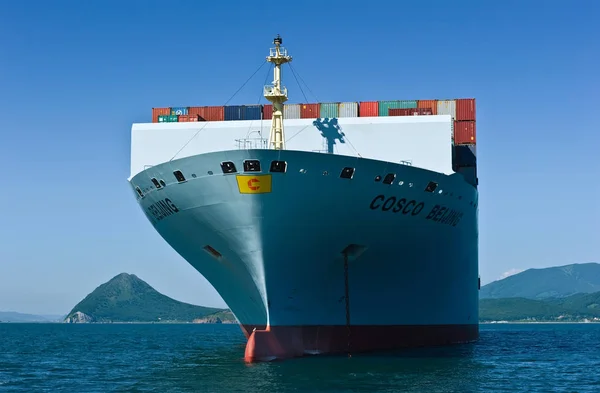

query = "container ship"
[128,35,480,362]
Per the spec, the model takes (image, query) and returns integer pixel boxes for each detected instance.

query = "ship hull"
[129,148,479,361]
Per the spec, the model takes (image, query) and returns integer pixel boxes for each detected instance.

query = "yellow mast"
[264,35,292,150]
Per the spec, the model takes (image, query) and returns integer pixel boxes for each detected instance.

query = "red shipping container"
[188,106,206,119]
[454,121,476,144]
[300,103,319,119]
[389,108,433,116]
[455,98,476,121]
[178,114,204,122]
[263,104,273,119]
[417,100,438,115]
[152,107,170,123]
[359,101,378,117]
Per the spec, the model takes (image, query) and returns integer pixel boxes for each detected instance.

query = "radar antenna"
[264,34,292,150]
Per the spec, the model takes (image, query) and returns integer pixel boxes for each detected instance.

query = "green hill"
[64,273,234,323]
[480,262,600,300]
[480,291,600,322]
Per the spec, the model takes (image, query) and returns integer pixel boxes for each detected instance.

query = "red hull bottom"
[242,324,479,362]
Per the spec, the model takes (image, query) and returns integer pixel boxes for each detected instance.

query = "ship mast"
[265,35,292,150]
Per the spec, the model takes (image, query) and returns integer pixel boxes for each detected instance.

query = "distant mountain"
[480,263,600,300]
[0,311,63,323]
[480,291,600,322]
[64,273,235,323]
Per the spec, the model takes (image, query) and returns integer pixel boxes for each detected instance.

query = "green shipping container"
[378,100,417,116]
[158,115,178,122]
[319,102,339,118]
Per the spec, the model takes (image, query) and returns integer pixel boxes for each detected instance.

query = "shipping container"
[203,106,225,121]
[152,107,170,123]
[453,144,477,167]
[263,104,273,119]
[389,108,433,116]
[359,101,378,117]
[454,120,476,144]
[178,114,203,122]
[300,103,320,119]
[188,106,205,119]
[437,100,456,119]
[319,102,339,118]
[417,99,438,115]
[338,102,358,118]
[284,104,300,119]
[170,107,189,116]
[158,115,178,123]
[244,105,262,121]
[378,100,417,116]
[224,105,244,121]
[455,98,476,121]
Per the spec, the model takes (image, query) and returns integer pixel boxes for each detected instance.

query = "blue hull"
[129,149,479,359]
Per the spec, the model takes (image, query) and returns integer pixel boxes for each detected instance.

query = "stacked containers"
[152,108,170,123]
[417,100,438,115]
[359,101,378,117]
[300,103,320,119]
[338,102,358,117]
[170,107,188,116]
[186,106,225,121]
[244,105,262,120]
[389,108,433,116]
[319,103,339,118]
[453,99,476,144]
[437,100,456,118]
[263,104,273,119]
[284,104,300,119]
[178,114,203,122]
[158,115,178,122]
[378,100,417,116]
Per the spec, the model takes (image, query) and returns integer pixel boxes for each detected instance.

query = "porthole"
[221,161,237,174]
[383,173,396,185]
[270,160,287,173]
[159,179,166,187]
[173,170,186,182]
[374,175,381,182]
[243,159,261,172]
[323,171,328,176]
[135,187,143,198]
[425,181,438,193]
[340,167,355,179]
[398,181,404,186]
[151,178,162,189]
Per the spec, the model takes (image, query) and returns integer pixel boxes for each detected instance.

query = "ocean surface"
[0,323,599,392]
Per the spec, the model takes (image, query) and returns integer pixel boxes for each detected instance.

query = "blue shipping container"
[453,144,477,167]
[244,105,262,120]
[170,107,189,116]
[320,103,339,118]
[224,105,244,121]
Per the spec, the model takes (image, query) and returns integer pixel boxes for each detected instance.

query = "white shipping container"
[338,102,358,118]
[284,104,300,119]
[437,100,456,119]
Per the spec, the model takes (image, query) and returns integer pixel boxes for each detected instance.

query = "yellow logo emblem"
[236,174,272,194]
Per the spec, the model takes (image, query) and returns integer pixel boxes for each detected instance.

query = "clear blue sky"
[0,0,598,315]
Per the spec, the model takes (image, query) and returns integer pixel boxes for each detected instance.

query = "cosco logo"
[369,194,425,216]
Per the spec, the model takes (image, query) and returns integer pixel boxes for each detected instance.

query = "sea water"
[0,323,599,392]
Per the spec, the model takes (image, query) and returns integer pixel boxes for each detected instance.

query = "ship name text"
[146,198,180,221]
[369,194,463,227]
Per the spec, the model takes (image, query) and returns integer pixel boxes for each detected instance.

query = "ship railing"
[235,137,269,150]
[269,47,288,58]
[264,85,288,97]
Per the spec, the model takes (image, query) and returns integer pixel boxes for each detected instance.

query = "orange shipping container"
[359,101,378,117]
[454,121,476,144]
[189,106,224,121]
[455,98,476,121]
[152,107,170,123]
[263,104,273,119]
[417,100,438,115]
[178,114,204,122]
[300,103,319,119]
